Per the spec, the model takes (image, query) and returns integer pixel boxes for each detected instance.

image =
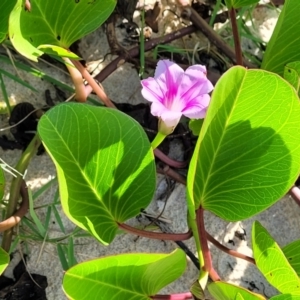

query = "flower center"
[166,96,184,112]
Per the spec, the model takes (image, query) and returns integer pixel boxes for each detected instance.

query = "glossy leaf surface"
[252,221,300,295]
[261,0,300,76]
[208,282,265,300]
[236,293,245,300]
[9,0,116,60]
[190,280,205,299]
[0,0,17,43]
[187,66,300,220]
[282,240,300,276]
[63,249,186,300]
[38,45,81,59]
[284,62,300,96]
[270,295,300,300]
[0,247,9,275]
[38,103,156,245]
[189,119,203,136]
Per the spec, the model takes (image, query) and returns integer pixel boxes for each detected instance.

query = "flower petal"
[150,101,169,117]
[140,59,215,132]
[177,65,214,101]
[150,101,181,127]
[186,64,207,75]
[182,94,211,119]
[154,60,184,107]
[141,77,165,103]
[160,110,182,128]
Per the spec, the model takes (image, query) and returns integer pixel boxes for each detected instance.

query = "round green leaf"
[63,249,186,300]
[0,247,9,275]
[236,293,245,300]
[187,66,300,221]
[0,0,17,43]
[282,240,300,277]
[189,119,204,136]
[9,0,116,61]
[38,103,156,245]
[252,221,300,295]
[284,61,300,96]
[37,45,80,59]
[208,282,265,300]
[271,295,300,300]
[261,0,300,76]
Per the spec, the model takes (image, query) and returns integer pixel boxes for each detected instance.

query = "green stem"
[139,5,145,79]
[151,132,167,149]
[2,134,41,252]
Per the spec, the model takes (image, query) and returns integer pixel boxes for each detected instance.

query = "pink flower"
[141,60,214,134]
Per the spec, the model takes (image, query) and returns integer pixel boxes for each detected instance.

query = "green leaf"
[9,0,43,61]
[236,293,245,300]
[0,68,37,92]
[282,240,300,277]
[189,119,203,136]
[63,249,186,300]
[0,0,17,43]
[252,221,300,295]
[187,66,300,221]
[38,103,156,245]
[28,187,46,237]
[37,45,80,60]
[190,280,205,299]
[67,236,77,267]
[57,244,69,271]
[0,247,9,275]
[9,0,116,61]
[261,0,300,76]
[0,72,11,114]
[284,62,300,96]
[270,295,300,300]
[224,0,259,9]
[52,204,66,234]
[208,282,265,300]
[0,54,75,94]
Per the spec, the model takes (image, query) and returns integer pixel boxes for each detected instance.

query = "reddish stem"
[71,59,116,108]
[157,165,186,185]
[154,149,187,169]
[206,231,255,265]
[63,58,87,102]
[0,180,29,232]
[209,268,221,282]
[228,8,243,66]
[181,7,255,68]
[25,0,31,11]
[196,207,220,281]
[196,207,212,272]
[289,185,300,208]
[118,223,192,241]
[94,26,196,83]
